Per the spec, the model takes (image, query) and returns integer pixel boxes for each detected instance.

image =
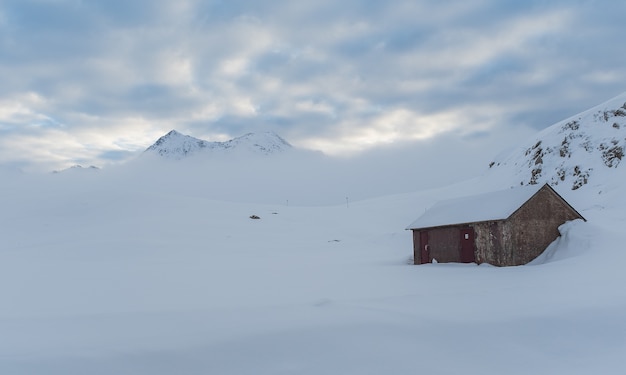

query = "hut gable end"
[504,185,586,265]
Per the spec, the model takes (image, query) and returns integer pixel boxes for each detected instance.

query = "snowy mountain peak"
[146,130,209,158]
[227,131,292,153]
[488,92,626,190]
[145,130,293,159]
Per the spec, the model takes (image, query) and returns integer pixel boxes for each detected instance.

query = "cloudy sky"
[0,0,625,172]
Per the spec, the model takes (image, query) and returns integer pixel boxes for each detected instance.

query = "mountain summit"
[488,92,626,190]
[145,130,293,159]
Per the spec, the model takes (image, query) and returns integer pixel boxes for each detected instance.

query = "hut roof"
[406,184,552,230]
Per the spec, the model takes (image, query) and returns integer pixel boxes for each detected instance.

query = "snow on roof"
[406,184,546,230]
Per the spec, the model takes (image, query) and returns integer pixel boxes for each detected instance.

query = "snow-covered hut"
[406,184,585,266]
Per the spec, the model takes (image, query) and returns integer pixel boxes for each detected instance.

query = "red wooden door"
[420,231,430,264]
[413,231,420,264]
[460,228,475,263]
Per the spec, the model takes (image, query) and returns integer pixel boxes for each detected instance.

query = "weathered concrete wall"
[506,186,584,265]
[473,221,507,265]
[474,186,584,266]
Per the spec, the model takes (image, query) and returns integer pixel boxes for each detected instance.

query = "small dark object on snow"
[249,215,261,220]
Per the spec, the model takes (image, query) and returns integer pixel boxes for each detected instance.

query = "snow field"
[0,169,625,374]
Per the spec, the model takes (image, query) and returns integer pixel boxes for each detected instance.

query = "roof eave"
[406,218,507,231]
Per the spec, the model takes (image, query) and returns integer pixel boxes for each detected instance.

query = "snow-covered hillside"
[487,92,626,191]
[2,94,626,374]
[145,130,292,159]
[1,164,625,374]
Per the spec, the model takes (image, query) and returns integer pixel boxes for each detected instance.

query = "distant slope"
[144,130,293,159]
[487,92,626,190]
[52,165,100,174]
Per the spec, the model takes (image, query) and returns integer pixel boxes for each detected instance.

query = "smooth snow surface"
[1,162,625,375]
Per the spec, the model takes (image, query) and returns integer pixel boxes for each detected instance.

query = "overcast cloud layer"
[0,0,625,172]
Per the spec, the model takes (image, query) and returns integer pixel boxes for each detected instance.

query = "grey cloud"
[99,149,137,161]
[187,116,253,138]
[1,0,626,170]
